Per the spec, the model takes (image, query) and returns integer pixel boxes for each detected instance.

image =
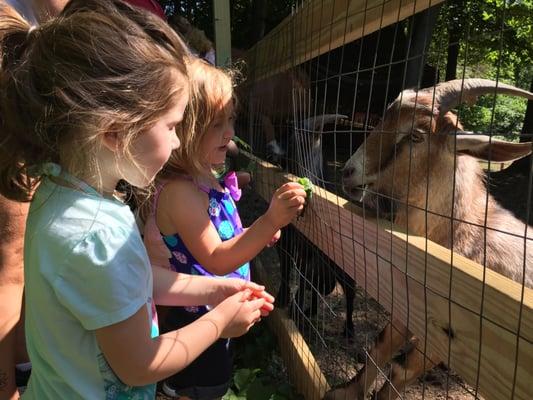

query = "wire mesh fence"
[234,0,533,399]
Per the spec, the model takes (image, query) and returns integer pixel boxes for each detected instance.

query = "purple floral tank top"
[160,177,250,290]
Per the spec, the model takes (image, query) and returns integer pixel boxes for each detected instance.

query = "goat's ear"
[454,134,532,162]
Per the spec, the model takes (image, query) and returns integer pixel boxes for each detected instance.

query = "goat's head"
[294,114,348,182]
[342,79,533,218]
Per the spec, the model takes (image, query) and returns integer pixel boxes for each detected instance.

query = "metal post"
[213,0,232,66]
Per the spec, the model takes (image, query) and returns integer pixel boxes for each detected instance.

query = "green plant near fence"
[223,324,303,400]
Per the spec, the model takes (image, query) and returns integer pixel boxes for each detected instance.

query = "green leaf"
[296,177,313,200]
[296,177,313,218]
[234,368,259,392]
[223,388,241,400]
[233,135,252,151]
[246,378,277,400]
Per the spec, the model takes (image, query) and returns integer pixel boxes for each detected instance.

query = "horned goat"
[325,79,533,399]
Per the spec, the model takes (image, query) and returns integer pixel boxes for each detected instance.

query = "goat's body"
[397,155,532,287]
[455,200,532,287]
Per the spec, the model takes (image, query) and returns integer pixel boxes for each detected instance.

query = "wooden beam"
[244,150,533,400]
[252,258,331,400]
[245,0,444,81]
[213,0,231,66]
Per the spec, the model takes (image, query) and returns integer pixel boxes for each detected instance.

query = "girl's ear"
[101,132,121,152]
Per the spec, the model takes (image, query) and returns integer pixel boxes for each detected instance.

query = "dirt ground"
[238,187,485,400]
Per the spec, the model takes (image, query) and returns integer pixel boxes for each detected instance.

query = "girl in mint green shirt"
[0,1,273,399]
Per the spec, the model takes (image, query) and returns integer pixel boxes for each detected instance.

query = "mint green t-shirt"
[23,176,158,399]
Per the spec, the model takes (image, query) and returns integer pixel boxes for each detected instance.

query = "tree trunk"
[505,78,533,174]
[251,0,267,44]
[445,25,460,81]
[404,4,442,89]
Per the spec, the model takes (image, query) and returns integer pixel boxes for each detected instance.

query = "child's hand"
[215,290,266,338]
[264,182,307,229]
[208,279,275,316]
[267,230,281,247]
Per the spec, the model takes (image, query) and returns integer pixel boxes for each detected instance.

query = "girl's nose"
[170,132,180,150]
[225,126,235,140]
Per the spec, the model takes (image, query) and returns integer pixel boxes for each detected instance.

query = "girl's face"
[125,90,188,188]
[200,101,235,166]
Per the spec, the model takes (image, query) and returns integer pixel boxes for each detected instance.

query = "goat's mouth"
[343,184,397,219]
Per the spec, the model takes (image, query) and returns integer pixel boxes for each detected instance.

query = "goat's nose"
[342,167,355,179]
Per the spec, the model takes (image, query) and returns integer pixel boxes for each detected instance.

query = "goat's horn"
[429,79,533,117]
[301,114,348,132]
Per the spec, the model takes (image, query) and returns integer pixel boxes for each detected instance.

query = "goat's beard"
[343,184,398,220]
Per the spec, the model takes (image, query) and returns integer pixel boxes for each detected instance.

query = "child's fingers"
[238,289,253,301]
[247,309,262,327]
[260,301,274,312]
[284,196,306,209]
[277,182,304,194]
[278,188,307,200]
[247,297,266,311]
[244,281,265,292]
[253,311,262,322]
[253,290,275,303]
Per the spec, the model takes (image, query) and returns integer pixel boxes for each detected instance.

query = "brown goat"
[325,79,533,399]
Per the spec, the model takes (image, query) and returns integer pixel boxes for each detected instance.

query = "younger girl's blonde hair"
[0,0,190,201]
[159,57,236,182]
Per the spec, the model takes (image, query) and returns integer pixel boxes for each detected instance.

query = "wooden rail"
[253,258,330,400]
[245,0,444,82]
[244,150,533,400]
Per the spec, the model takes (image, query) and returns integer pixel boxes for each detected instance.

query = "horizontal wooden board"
[245,0,444,81]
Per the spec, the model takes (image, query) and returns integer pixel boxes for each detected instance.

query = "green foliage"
[233,135,252,152]
[296,177,313,218]
[297,177,313,200]
[158,0,214,40]
[429,0,533,86]
[457,94,527,139]
[157,0,296,50]
[427,0,532,137]
[223,324,303,400]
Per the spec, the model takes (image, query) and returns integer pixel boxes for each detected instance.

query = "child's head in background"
[0,0,190,201]
[159,57,236,183]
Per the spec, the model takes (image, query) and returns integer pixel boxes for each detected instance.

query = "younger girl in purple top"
[143,58,307,399]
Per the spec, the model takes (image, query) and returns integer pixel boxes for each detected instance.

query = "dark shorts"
[159,306,234,399]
